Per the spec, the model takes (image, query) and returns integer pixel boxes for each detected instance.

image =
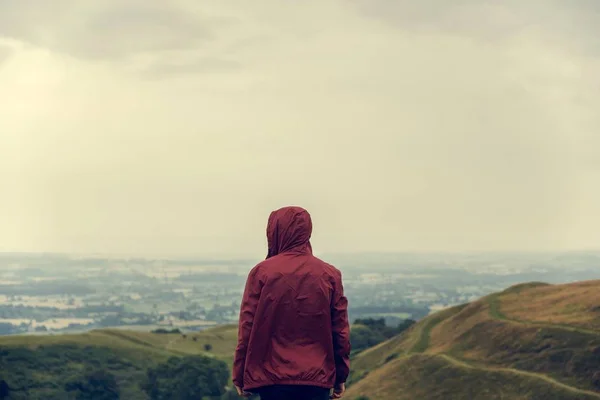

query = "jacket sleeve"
[232,266,262,387]
[331,269,351,384]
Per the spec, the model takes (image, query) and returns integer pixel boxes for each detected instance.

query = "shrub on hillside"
[151,328,182,334]
[64,369,120,399]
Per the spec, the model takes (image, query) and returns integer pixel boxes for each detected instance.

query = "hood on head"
[266,206,313,259]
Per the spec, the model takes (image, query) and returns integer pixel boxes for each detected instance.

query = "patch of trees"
[350,318,415,353]
[64,370,120,400]
[0,343,232,399]
[0,344,132,399]
[141,356,229,399]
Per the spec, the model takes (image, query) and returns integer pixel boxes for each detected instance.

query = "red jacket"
[232,206,351,391]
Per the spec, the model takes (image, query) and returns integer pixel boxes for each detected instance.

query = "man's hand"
[330,383,345,399]
[235,385,252,398]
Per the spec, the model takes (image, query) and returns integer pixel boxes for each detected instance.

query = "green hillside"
[346,279,600,400]
[0,325,239,399]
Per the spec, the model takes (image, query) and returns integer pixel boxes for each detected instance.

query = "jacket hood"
[266,206,313,259]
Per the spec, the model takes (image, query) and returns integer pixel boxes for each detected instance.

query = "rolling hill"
[0,324,239,399]
[346,279,600,400]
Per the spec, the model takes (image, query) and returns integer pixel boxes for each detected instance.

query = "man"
[233,206,351,400]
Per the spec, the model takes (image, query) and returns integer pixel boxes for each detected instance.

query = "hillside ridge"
[347,279,600,400]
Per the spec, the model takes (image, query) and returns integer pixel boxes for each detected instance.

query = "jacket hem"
[243,380,333,391]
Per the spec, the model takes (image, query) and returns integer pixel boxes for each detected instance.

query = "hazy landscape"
[3,0,600,398]
[1,252,597,337]
[0,251,598,399]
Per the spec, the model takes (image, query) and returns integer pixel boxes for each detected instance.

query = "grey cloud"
[352,0,600,54]
[0,1,223,60]
[0,0,73,41]
[352,0,529,36]
[142,57,242,79]
[64,5,212,60]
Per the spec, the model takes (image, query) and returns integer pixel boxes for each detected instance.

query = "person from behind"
[233,206,351,400]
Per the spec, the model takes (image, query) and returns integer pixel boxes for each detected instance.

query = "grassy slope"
[346,279,600,400]
[495,280,600,332]
[349,353,600,400]
[0,324,238,362]
[0,325,238,399]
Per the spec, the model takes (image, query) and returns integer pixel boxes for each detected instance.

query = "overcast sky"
[1,0,599,258]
